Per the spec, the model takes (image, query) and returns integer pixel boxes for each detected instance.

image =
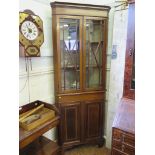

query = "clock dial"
[21,21,39,40]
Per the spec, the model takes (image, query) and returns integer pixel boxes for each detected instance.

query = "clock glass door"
[84,18,105,90]
[59,16,82,92]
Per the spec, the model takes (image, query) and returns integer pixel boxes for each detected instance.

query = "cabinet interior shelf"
[61,65,102,69]
[61,66,80,69]
[89,41,104,44]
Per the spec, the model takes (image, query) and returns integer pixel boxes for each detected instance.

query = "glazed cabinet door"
[83,17,107,91]
[84,101,103,142]
[60,102,81,146]
[57,16,83,93]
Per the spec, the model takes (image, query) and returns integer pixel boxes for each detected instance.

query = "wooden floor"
[65,145,111,155]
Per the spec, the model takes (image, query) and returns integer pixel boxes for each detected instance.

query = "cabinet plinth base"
[98,138,105,148]
[61,137,105,151]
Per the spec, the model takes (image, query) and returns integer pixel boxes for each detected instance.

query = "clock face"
[21,21,39,41]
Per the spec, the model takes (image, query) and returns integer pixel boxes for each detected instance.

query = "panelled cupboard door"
[56,15,83,93]
[84,101,103,141]
[60,102,81,145]
[83,17,107,91]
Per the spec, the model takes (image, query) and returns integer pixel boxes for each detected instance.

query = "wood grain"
[111,98,135,155]
[19,104,44,122]
[51,2,110,151]
[19,101,60,149]
[20,136,60,155]
[123,2,135,99]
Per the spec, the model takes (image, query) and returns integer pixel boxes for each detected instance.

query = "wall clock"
[19,11,44,57]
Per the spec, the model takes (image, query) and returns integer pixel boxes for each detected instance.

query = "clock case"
[19,12,44,57]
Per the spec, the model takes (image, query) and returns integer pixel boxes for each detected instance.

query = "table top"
[112,98,135,134]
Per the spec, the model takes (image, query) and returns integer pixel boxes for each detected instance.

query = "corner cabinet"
[51,2,110,150]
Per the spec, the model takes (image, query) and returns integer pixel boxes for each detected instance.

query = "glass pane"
[60,18,80,91]
[85,19,104,89]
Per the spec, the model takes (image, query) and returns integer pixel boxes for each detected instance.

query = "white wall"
[19,0,128,147]
[19,0,54,105]
[106,9,128,148]
[19,0,55,140]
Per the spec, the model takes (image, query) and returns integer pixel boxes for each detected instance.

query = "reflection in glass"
[85,19,104,89]
[60,18,80,91]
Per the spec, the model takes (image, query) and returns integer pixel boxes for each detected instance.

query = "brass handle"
[122,144,125,152]
[129,49,132,56]
[122,134,125,142]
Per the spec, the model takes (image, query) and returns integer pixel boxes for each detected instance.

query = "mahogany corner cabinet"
[50,1,111,150]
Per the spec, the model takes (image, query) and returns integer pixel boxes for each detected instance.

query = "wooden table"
[19,100,61,155]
